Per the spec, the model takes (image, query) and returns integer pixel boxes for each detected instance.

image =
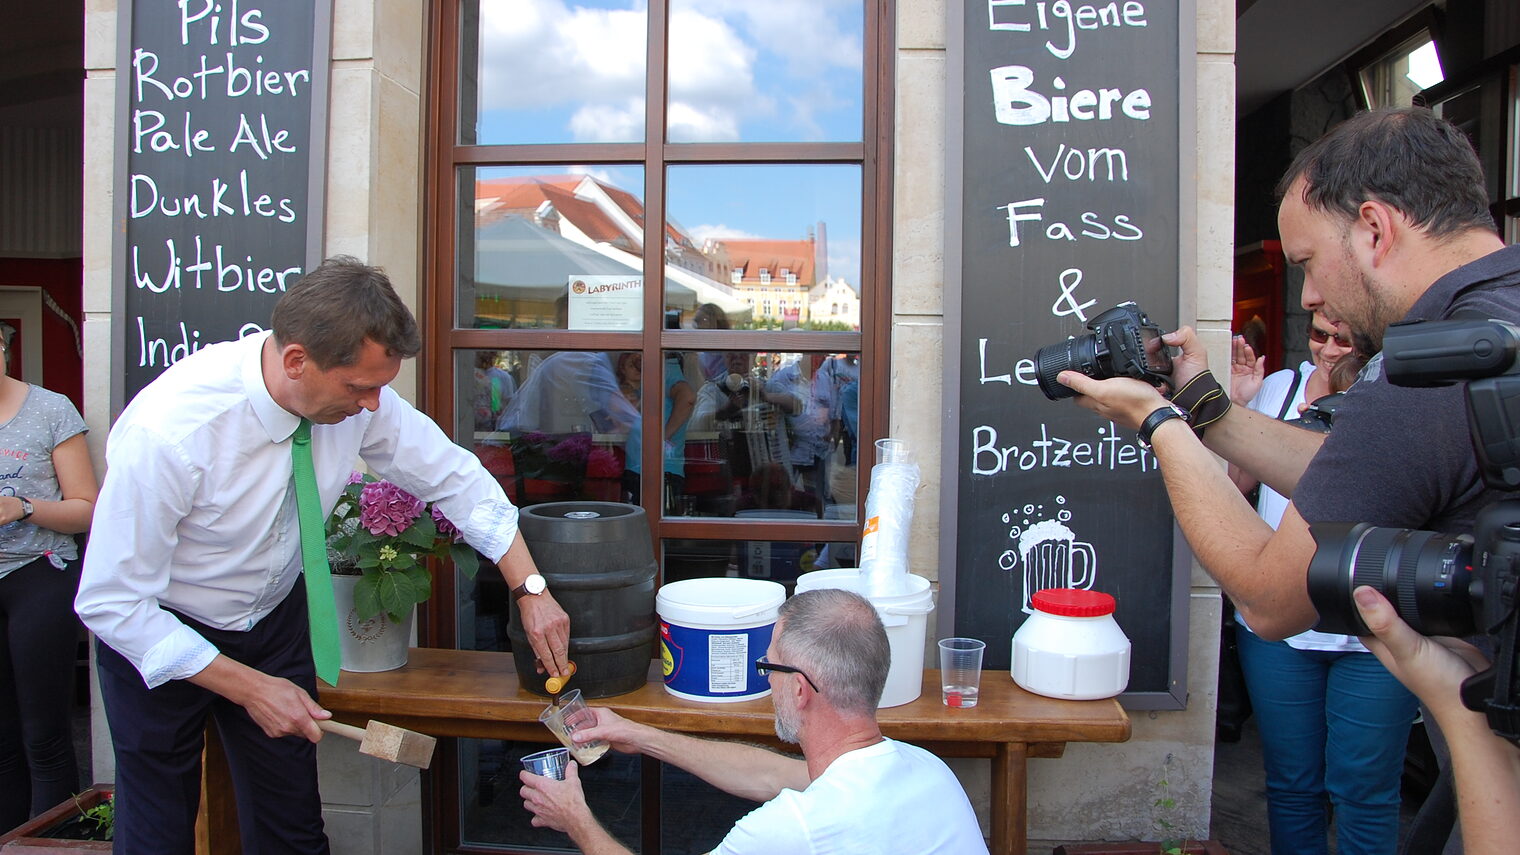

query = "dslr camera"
[1307,318,1520,743]
[1034,302,1174,400]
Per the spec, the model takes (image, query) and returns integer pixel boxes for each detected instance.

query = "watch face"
[526,574,546,594]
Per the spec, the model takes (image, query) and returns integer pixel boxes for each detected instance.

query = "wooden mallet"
[318,719,437,770]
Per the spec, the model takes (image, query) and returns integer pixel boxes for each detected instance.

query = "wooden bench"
[313,648,1130,855]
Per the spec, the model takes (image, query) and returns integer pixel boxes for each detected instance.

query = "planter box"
[1054,843,1231,855]
[0,785,113,852]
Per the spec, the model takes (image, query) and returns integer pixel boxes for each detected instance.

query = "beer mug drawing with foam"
[1017,520,1097,614]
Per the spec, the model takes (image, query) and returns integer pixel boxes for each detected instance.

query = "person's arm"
[497,532,571,676]
[2,432,97,533]
[575,707,810,801]
[1156,327,1328,496]
[189,654,331,742]
[1058,371,1322,638]
[665,380,695,440]
[1354,587,1520,855]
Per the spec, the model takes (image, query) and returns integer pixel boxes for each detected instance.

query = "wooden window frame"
[420,2,895,850]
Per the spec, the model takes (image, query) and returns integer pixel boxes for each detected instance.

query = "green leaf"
[400,519,436,550]
[354,573,383,620]
[402,564,432,601]
[375,569,421,624]
[389,552,417,570]
[450,542,480,578]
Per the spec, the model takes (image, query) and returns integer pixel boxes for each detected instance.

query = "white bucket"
[656,578,787,703]
[793,569,935,708]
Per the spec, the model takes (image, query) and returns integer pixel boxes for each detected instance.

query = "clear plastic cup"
[537,689,610,765]
[520,747,569,780]
[939,637,987,708]
[875,438,909,464]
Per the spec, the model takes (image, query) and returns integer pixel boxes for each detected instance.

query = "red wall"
[0,258,85,414]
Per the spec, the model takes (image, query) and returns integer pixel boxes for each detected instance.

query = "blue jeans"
[1236,627,1417,855]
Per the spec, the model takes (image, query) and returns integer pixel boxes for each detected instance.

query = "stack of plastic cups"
[859,438,920,598]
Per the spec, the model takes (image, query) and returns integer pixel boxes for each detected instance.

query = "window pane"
[666,165,861,331]
[459,0,648,146]
[458,739,643,850]
[663,537,859,588]
[458,166,646,330]
[458,349,637,507]
[666,1,863,143]
[667,351,860,521]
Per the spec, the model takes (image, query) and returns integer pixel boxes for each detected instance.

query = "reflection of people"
[1353,588,1520,855]
[764,355,838,504]
[519,589,989,854]
[615,352,694,509]
[1229,313,1414,855]
[498,351,637,435]
[0,324,98,831]
[75,257,571,853]
[692,302,732,383]
[1057,108,1516,852]
[473,350,517,431]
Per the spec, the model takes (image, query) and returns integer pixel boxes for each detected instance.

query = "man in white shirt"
[519,588,989,855]
[76,256,571,854]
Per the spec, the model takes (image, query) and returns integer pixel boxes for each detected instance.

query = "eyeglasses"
[1307,323,1352,348]
[754,656,820,692]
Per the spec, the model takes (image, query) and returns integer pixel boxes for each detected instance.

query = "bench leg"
[991,742,1028,855]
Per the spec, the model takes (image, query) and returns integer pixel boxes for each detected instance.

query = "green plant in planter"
[73,790,113,840]
[1152,753,1190,855]
[325,473,480,622]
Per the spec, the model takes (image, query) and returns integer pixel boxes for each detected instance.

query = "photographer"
[1354,588,1520,855]
[1056,107,1516,853]
[1058,107,1513,641]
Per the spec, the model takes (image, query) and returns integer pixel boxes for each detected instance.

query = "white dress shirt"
[76,332,520,687]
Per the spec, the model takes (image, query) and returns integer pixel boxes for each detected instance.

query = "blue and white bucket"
[657,578,787,703]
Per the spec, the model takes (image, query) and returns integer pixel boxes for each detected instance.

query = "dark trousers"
[97,583,329,855]
[0,555,82,829]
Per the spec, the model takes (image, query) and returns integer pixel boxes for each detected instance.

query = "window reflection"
[460,0,648,146]
[663,538,860,588]
[458,349,860,520]
[668,350,860,520]
[665,165,862,330]
[667,0,864,143]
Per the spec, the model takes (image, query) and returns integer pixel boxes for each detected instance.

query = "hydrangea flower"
[432,506,462,542]
[359,480,425,537]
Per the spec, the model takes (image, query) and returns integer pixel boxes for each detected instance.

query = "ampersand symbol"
[1051,268,1096,322]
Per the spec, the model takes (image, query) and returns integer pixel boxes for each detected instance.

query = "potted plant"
[0,786,114,852]
[324,473,480,671]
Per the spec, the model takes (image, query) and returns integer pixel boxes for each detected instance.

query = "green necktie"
[292,418,342,686]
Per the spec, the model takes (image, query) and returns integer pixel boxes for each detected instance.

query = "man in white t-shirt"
[519,588,989,854]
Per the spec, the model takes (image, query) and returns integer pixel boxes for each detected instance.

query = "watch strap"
[1138,405,1188,448]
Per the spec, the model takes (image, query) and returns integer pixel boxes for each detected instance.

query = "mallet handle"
[318,720,367,742]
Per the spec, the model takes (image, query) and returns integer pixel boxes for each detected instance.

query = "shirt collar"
[241,331,301,443]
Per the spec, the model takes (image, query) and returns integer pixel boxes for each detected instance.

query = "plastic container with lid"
[1011,588,1130,700]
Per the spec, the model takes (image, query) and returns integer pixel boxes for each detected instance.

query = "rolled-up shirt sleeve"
[360,387,520,563]
[75,423,220,687]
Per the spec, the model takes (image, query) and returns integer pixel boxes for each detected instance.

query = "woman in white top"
[1226,314,1417,855]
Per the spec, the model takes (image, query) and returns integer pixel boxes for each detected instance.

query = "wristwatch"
[511,573,547,601]
[1137,404,1189,449]
[16,497,32,522]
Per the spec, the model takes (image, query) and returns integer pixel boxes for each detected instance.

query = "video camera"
[1307,318,1520,745]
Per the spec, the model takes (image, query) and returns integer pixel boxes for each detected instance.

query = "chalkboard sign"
[112,0,332,408]
[942,0,1192,708]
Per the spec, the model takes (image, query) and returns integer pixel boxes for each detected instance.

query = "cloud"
[689,224,766,244]
[477,0,647,113]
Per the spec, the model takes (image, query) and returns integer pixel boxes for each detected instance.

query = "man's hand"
[1354,586,1488,719]
[521,761,592,832]
[570,707,652,756]
[1229,335,1266,405]
[519,591,572,677]
[189,656,330,742]
[1058,373,1169,431]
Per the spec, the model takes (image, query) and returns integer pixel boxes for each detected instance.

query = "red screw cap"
[1031,588,1116,617]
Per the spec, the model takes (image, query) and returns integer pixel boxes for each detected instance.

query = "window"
[1358,32,1444,108]
[427,1,887,850]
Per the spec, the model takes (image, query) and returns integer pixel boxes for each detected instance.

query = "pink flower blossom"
[585,447,623,478]
[359,480,425,537]
[432,506,462,542]
[347,471,365,485]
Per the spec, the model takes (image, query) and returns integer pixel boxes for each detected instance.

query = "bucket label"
[708,633,749,693]
[660,640,674,677]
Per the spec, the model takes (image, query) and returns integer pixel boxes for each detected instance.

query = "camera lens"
[1034,336,1101,400]
[1306,522,1475,637]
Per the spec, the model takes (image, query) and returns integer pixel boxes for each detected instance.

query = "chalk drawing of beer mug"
[1018,520,1097,614]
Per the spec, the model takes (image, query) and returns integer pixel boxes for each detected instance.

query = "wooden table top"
[319,648,1131,746]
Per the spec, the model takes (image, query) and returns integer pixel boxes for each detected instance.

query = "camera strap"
[1462,606,1520,746]
[1274,368,1304,422]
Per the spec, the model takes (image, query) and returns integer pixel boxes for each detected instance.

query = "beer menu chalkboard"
[114,0,330,406]
[942,0,1190,707]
